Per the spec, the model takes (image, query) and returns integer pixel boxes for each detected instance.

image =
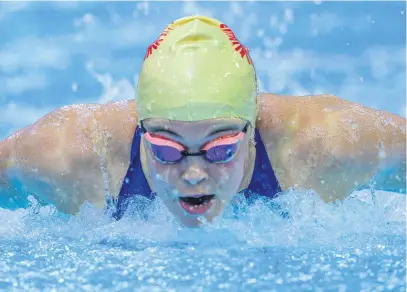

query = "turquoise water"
[0,190,405,291]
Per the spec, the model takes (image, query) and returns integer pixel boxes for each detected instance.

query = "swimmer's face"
[141,118,252,227]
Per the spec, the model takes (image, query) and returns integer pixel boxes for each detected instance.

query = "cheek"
[146,152,177,186]
[211,142,249,189]
[210,156,245,189]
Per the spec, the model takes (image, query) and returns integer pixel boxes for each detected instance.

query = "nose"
[181,164,209,185]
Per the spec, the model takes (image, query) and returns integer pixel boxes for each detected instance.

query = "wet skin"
[139,118,253,226]
[0,93,405,226]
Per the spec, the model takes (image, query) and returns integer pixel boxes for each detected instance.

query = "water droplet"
[71,83,78,92]
[125,178,130,184]
[401,10,405,15]
[168,111,175,120]
[321,180,325,185]
[379,150,386,159]
[197,216,208,225]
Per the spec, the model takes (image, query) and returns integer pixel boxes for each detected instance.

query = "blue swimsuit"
[113,127,281,220]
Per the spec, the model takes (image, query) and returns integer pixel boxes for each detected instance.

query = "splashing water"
[0,190,405,291]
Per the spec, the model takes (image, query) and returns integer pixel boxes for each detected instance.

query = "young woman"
[0,15,405,227]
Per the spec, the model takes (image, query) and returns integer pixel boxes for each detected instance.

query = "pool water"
[0,190,405,291]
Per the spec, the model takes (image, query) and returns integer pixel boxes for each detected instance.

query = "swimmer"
[0,15,405,226]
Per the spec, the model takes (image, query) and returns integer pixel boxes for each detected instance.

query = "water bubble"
[145,101,154,112]
[197,216,209,225]
[401,10,405,15]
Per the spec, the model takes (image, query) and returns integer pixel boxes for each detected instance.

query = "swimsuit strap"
[112,127,154,220]
[245,128,281,199]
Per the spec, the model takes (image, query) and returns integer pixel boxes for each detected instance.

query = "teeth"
[183,199,211,207]
[180,195,215,210]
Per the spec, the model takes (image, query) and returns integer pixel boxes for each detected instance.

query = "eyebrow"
[143,123,245,138]
[208,125,244,136]
[149,127,182,138]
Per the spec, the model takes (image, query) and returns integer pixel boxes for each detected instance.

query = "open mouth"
[178,195,215,215]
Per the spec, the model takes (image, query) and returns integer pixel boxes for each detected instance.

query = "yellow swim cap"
[136,15,258,125]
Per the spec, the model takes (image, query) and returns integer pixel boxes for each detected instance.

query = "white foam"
[0,189,404,250]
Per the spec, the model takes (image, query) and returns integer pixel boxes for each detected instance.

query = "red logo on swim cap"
[144,25,174,60]
[220,23,253,65]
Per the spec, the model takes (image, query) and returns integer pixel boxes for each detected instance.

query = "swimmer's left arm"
[327,98,405,195]
[258,93,406,201]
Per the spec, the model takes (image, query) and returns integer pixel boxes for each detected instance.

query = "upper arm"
[0,105,105,213]
[257,93,406,200]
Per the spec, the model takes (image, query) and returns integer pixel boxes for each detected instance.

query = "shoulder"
[254,93,355,189]
[255,93,339,150]
[84,99,138,145]
[0,99,139,173]
[256,92,343,129]
[255,92,406,196]
[256,92,405,144]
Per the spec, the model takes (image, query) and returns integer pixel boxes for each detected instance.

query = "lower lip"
[179,198,214,215]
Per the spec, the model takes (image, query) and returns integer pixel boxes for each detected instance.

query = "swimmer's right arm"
[0,105,109,214]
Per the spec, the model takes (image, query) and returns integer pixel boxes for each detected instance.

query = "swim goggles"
[141,122,249,164]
